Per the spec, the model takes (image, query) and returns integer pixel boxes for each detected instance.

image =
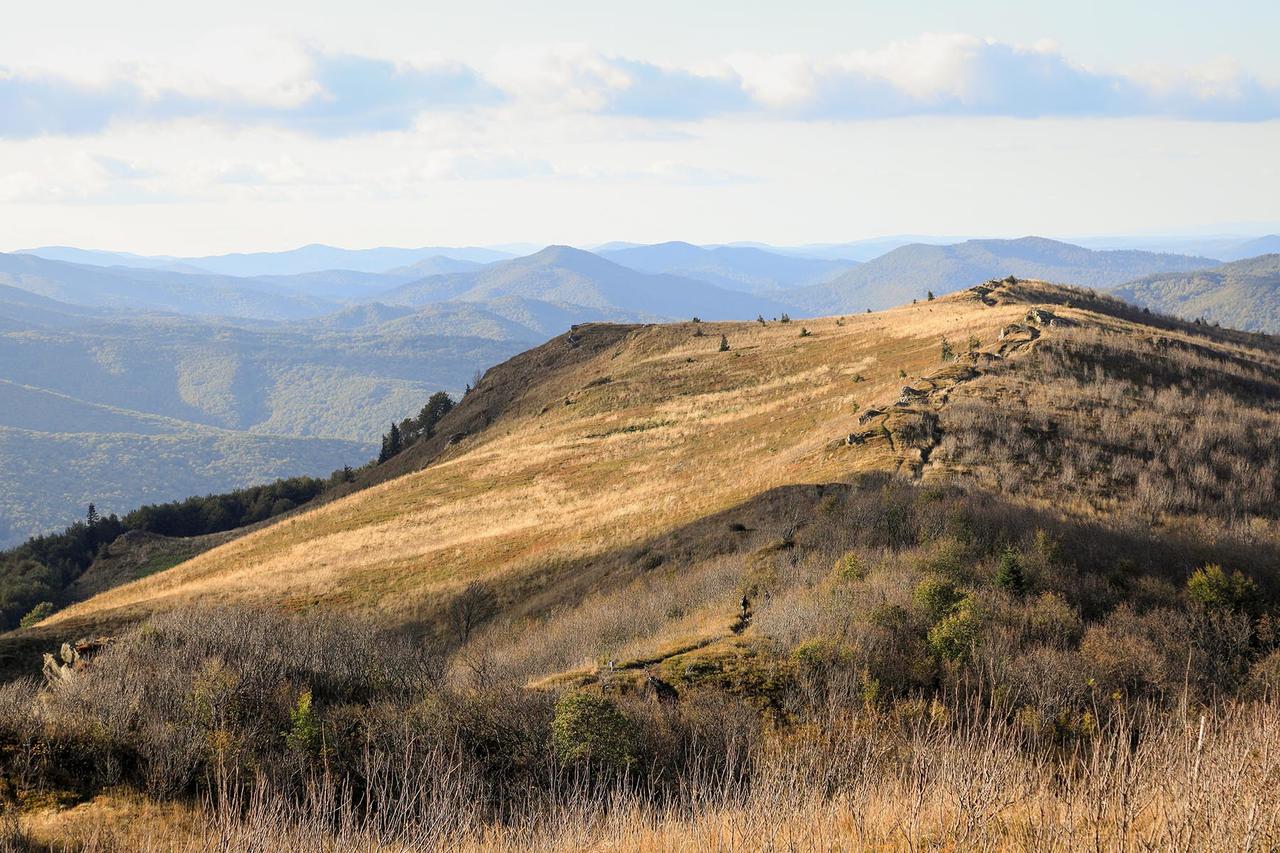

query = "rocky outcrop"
[42,636,111,683]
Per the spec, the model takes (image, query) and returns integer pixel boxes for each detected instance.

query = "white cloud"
[3,34,1277,141]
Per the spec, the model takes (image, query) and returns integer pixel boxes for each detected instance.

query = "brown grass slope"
[40,279,1280,644]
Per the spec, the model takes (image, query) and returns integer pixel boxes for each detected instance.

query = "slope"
[789,236,1217,314]
[1113,254,1280,332]
[42,278,1280,638]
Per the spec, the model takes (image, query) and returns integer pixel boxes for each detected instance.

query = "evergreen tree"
[996,546,1026,596]
[719,334,730,352]
[417,391,454,439]
[388,421,402,456]
[86,503,99,528]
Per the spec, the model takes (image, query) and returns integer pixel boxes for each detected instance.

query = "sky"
[1,0,1278,254]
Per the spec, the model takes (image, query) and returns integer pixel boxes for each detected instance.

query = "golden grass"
[22,699,1280,851]
[44,282,1274,636]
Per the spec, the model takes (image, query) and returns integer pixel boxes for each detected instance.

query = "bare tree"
[448,581,497,644]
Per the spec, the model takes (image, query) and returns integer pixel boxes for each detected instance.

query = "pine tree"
[718,334,730,352]
[927,290,935,301]
[996,546,1026,596]
[86,503,99,528]
[388,421,402,456]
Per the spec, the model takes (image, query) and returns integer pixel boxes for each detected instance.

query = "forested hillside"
[1113,254,1280,332]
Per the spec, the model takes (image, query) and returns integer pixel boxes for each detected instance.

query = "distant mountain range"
[1113,255,1280,333]
[379,245,794,320]
[787,237,1220,314]
[5,232,1278,545]
[596,241,854,292]
[19,244,512,277]
[1072,234,1280,262]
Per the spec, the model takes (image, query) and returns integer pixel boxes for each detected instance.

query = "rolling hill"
[41,278,1280,638]
[598,241,855,292]
[380,244,796,319]
[10,276,1280,851]
[1112,254,1280,332]
[788,236,1218,314]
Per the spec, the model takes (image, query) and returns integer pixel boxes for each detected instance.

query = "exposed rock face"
[858,408,885,424]
[896,386,930,407]
[999,322,1036,342]
[42,636,112,683]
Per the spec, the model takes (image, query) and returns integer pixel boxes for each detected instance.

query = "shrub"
[1187,564,1258,612]
[551,692,637,770]
[831,552,865,584]
[914,575,964,621]
[799,327,812,338]
[1026,592,1082,646]
[927,603,981,661]
[940,338,955,362]
[718,335,730,352]
[18,601,53,628]
[285,689,321,754]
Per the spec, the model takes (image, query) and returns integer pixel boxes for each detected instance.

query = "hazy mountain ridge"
[19,244,512,277]
[381,245,795,320]
[598,241,855,292]
[788,236,1219,314]
[0,253,339,321]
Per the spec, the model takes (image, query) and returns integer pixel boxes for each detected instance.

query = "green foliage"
[927,603,982,661]
[940,337,956,362]
[18,600,54,628]
[914,575,965,621]
[779,313,791,324]
[831,551,865,584]
[285,689,322,753]
[1187,564,1258,612]
[551,691,637,770]
[718,335,730,352]
[927,291,935,301]
[378,421,403,463]
[996,546,1027,596]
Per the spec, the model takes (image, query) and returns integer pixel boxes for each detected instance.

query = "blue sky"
[1,1,1277,253]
